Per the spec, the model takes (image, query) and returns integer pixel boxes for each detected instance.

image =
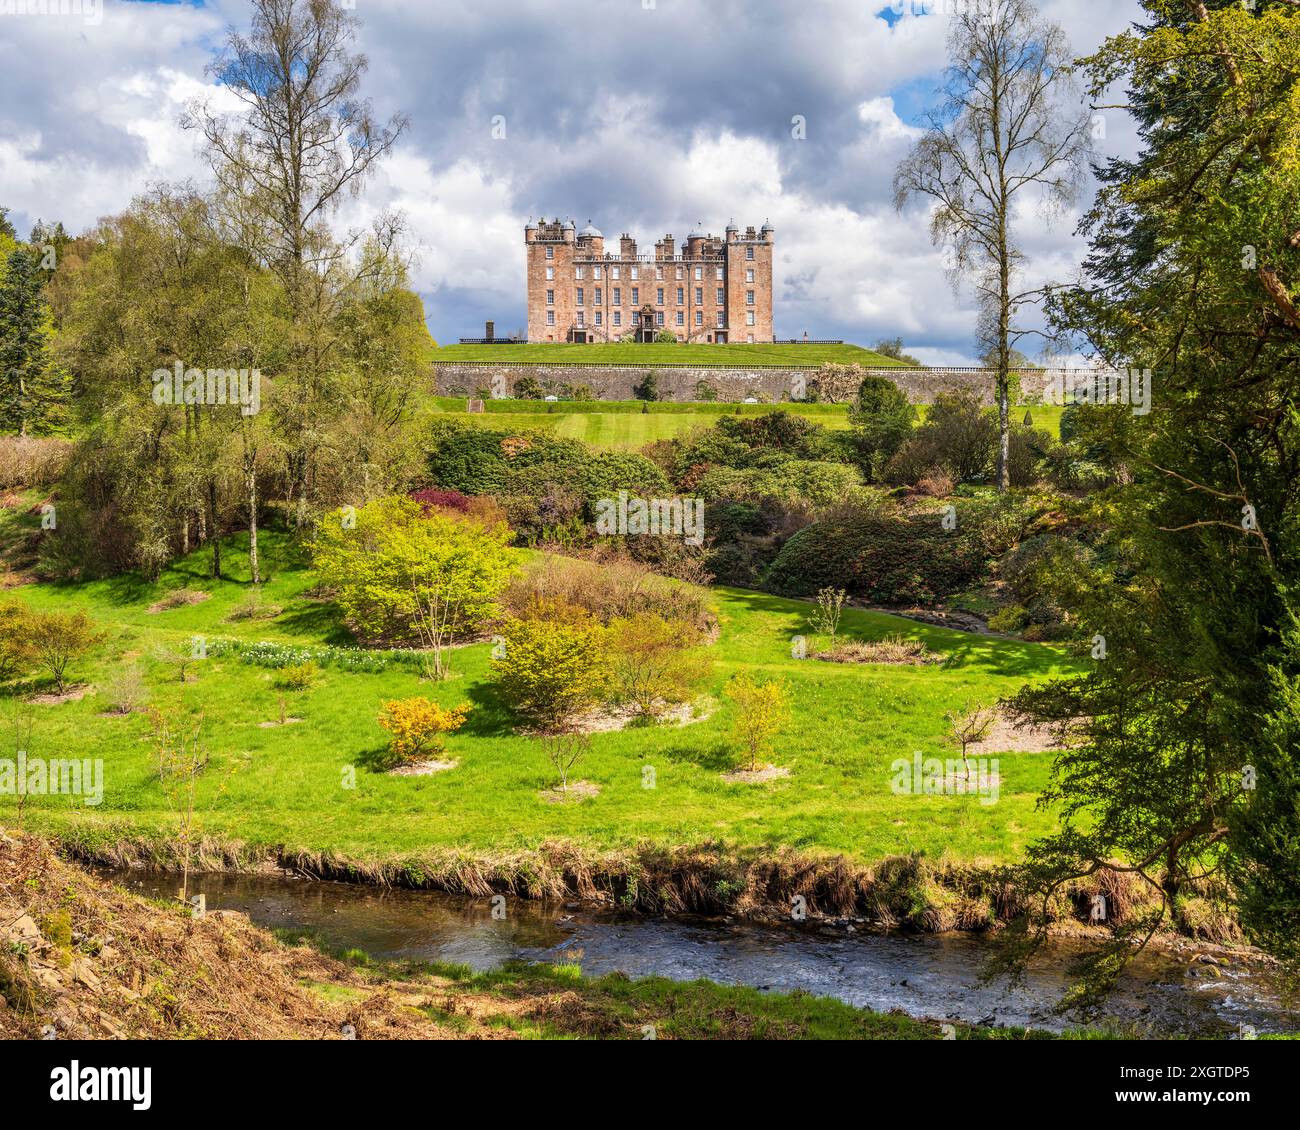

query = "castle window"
[611,266,620,280]
[694,266,702,280]
[656,288,664,305]
[577,311,585,327]
[716,289,724,305]
[595,288,602,304]
[676,287,684,305]
[594,266,602,280]
[656,266,663,280]
[676,311,684,326]
[695,287,703,305]
[576,287,584,305]
[716,312,724,327]
[747,333,754,343]
[746,290,754,305]
[746,246,754,260]
[547,310,555,325]
[575,267,584,279]
[631,287,639,304]
[695,310,703,326]
[613,311,621,326]
[595,311,602,325]
[675,266,683,280]
[547,289,554,305]
[715,267,724,280]
[546,246,554,259]
[613,287,621,305]
[630,266,638,280]
[746,311,755,326]
[656,311,664,326]
[546,266,554,280]
[746,269,754,283]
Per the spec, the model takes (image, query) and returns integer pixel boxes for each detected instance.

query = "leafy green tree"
[850,373,914,479]
[312,496,515,678]
[991,1,1300,997]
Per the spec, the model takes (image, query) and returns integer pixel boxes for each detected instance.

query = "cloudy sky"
[0,0,1144,363]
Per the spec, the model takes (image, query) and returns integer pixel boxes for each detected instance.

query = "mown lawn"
[3,532,1079,865]
[429,398,1064,449]
[430,342,904,366]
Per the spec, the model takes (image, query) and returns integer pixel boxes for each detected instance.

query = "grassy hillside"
[431,342,906,366]
[4,532,1077,867]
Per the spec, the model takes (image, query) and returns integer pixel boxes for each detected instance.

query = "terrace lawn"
[5,532,1078,866]
[430,342,905,366]
[429,397,1064,449]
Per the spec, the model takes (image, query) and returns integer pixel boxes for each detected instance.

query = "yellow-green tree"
[725,672,791,771]
[607,612,709,718]
[491,604,608,730]
[312,495,515,678]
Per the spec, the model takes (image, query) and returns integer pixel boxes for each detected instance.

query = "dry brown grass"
[0,436,72,491]
[816,635,943,665]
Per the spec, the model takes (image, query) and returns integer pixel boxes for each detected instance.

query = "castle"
[525,219,774,344]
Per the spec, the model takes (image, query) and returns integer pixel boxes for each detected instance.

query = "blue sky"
[0,0,1143,362]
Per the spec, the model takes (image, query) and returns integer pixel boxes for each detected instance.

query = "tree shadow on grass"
[273,600,354,644]
[458,682,521,738]
[659,739,735,773]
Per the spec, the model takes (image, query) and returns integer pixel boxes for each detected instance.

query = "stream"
[103,868,1298,1038]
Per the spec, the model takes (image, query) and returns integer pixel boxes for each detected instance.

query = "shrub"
[0,602,33,684]
[541,730,590,793]
[273,661,320,691]
[886,391,997,485]
[502,553,715,636]
[226,589,283,622]
[491,605,609,729]
[0,436,72,490]
[377,697,471,763]
[103,663,149,714]
[850,375,915,477]
[606,612,710,717]
[763,501,988,603]
[724,673,791,771]
[409,487,472,514]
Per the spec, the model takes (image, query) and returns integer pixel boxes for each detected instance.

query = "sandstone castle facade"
[525,219,774,344]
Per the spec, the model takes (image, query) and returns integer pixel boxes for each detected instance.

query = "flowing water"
[103,868,1298,1037]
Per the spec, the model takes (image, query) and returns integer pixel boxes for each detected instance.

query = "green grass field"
[427,397,1064,450]
[4,531,1078,866]
[431,342,904,366]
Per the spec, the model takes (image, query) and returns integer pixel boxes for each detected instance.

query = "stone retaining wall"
[433,363,1015,405]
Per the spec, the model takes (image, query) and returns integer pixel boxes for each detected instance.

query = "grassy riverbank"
[0,832,1078,1040]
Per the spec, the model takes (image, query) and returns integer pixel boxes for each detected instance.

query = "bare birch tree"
[894,0,1092,491]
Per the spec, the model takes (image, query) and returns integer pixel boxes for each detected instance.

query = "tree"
[873,337,923,366]
[25,610,104,694]
[810,586,847,652]
[990,1,1300,998]
[0,246,70,435]
[632,372,659,401]
[312,496,515,678]
[491,606,609,729]
[724,672,791,772]
[606,612,709,717]
[944,705,996,783]
[850,373,915,479]
[185,0,409,518]
[894,0,1092,492]
[540,730,590,794]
